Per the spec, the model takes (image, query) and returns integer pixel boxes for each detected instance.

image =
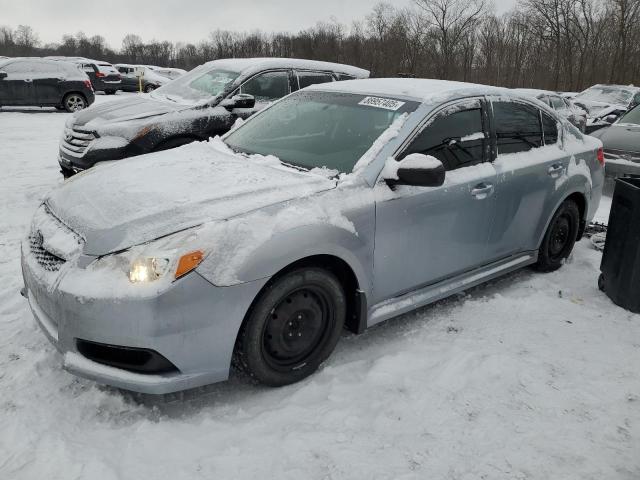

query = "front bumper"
[21,249,267,394]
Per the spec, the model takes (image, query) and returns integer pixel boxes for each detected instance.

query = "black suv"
[0,58,95,112]
[59,57,369,177]
[47,57,122,94]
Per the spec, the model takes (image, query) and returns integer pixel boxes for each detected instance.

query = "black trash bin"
[599,176,640,313]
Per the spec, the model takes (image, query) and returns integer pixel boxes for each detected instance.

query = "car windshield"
[224,91,419,174]
[151,65,240,104]
[575,86,634,105]
[618,105,640,125]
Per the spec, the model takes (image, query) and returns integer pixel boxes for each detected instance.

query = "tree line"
[1,0,639,92]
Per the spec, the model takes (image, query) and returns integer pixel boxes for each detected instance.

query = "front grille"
[60,126,96,158]
[29,232,66,272]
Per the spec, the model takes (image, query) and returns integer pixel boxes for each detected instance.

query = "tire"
[234,268,346,386]
[105,90,116,95]
[63,93,87,112]
[144,84,156,93]
[534,199,580,272]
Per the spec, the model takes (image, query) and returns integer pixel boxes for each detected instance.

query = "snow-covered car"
[572,84,640,133]
[22,78,604,394]
[0,58,95,112]
[153,67,187,80]
[590,103,640,176]
[114,64,170,92]
[58,57,369,178]
[515,88,587,132]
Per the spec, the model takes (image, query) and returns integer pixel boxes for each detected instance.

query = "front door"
[373,98,498,304]
[238,69,291,115]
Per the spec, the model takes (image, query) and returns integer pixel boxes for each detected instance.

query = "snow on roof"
[513,88,555,98]
[203,57,369,78]
[307,78,512,103]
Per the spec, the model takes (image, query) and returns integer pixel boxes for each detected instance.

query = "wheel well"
[565,192,587,239]
[243,255,366,337]
[152,135,200,152]
[63,91,87,103]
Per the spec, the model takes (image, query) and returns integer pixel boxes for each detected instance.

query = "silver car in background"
[21,79,604,394]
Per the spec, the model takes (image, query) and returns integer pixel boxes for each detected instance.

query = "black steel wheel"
[234,268,346,386]
[534,199,580,272]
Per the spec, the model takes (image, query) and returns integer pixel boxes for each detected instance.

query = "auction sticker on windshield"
[358,96,405,111]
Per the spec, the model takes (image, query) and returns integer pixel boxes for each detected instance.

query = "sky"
[0,0,518,49]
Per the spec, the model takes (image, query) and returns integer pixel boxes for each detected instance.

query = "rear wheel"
[104,89,116,95]
[534,199,580,272]
[144,84,156,93]
[63,93,87,112]
[234,268,346,386]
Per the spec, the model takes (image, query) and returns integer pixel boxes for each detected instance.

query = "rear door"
[32,61,62,104]
[373,97,497,303]
[0,61,34,105]
[486,98,567,259]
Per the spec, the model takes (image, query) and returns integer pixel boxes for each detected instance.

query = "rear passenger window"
[541,112,559,145]
[401,105,486,171]
[297,71,334,89]
[335,73,356,81]
[493,101,543,154]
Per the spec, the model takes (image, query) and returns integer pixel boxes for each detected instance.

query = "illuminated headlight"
[129,257,170,283]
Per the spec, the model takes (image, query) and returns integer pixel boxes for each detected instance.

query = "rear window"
[97,63,119,74]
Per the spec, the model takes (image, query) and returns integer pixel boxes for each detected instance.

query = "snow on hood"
[573,99,626,118]
[45,140,336,255]
[71,95,191,128]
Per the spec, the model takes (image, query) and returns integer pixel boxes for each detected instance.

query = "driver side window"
[240,71,290,102]
[400,104,487,171]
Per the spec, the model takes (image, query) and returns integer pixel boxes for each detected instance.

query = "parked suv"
[58,57,369,177]
[48,57,121,94]
[114,64,170,92]
[24,79,604,394]
[0,58,94,112]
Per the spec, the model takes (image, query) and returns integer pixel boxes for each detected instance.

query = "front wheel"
[534,199,580,272]
[63,93,87,112]
[234,268,346,386]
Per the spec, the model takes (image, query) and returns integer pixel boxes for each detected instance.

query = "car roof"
[307,78,515,103]
[513,88,560,98]
[202,57,369,78]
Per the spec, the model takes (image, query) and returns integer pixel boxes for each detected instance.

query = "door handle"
[547,163,564,176]
[470,183,494,199]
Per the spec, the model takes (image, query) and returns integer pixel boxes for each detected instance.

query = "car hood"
[573,99,626,117]
[45,141,336,256]
[593,123,640,152]
[72,95,192,128]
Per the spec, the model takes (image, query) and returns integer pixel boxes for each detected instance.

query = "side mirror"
[0,71,7,80]
[384,153,445,187]
[220,93,255,111]
[604,114,618,124]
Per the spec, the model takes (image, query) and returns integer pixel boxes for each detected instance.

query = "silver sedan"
[21,78,604,394]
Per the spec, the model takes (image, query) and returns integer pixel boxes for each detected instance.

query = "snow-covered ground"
[1,94,638,479]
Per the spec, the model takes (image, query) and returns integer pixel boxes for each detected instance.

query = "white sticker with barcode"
[358,96,405,111]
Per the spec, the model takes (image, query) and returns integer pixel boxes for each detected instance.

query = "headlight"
[128,250,203,283]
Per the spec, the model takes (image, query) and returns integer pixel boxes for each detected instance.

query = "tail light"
[84,79,93,91]
[597,147,605,166]
[95,72,105,78]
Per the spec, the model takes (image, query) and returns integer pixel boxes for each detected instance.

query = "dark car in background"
[58,57,369,177]
[0,58,94,112]
[516,88,588,132]
[590,104,640,176]
[114,64,170,92]
[572,84,640,133]
[48,57,121,94]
